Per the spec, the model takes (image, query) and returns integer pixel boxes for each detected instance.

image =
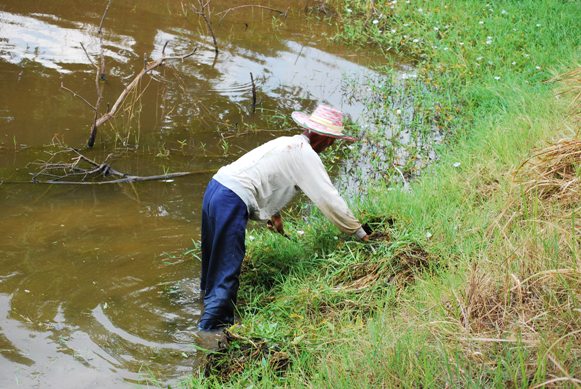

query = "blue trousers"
[198,179,248,330]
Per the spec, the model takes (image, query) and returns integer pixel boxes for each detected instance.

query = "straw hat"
[291,104,357,141]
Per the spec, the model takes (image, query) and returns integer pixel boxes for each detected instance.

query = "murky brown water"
[0,0,387,387]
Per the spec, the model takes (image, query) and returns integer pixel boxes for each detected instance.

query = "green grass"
[183,1,580,387]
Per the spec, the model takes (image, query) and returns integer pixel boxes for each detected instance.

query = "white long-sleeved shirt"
[213,134,366,238]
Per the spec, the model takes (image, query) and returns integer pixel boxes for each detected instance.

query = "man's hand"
[267,214,285,235]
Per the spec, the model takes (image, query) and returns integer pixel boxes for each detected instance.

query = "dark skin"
[268,130,369,242]
[304,130,336,153]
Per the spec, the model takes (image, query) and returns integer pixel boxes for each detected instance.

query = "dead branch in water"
[193,0,219,56]
[216,5,287,23]
[28,148,210,185]
[63,0,196,148]
[250,72,257,113]
[92,47,197,131]
[88,0,112,148]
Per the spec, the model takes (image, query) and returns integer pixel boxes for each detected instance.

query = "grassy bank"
[185,1,580,387]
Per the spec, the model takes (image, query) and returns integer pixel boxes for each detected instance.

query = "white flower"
[494,76,500,80]
[501,9,507,15]
[418,8,423,13]
[391,29,397,33]
[479,20,484,25]
[396,109,402,115]
[536,23,541,27]
[512,61,516,65]
[297,230,305,236]
[434,27,439,31]
[477,56,483,61]
[372,19,379,25]
[443,47,449,51]
[536,66,541,70]
[413,38,419,43]
[459,42,465,46]
[346,8,353,13]
[249,235,255,241]
[426,231,433,239]
[453,162,461,168]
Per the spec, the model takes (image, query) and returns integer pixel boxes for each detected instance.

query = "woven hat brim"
[291,112,356,142]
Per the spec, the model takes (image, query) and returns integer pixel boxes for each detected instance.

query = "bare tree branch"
[98,0,113,34]
[250,72,257,113]
[79,42,96,68]
[87,0,112,148]
[216,4,286,23]
[92,48,197,130]
[26,147,212,185]
[61,82,97,111]
[194,0,219,55]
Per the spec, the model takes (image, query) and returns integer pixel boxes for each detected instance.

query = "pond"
[0,0,399,386]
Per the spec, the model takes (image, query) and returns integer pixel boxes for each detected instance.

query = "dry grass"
[332,243,431,292]
[516,138,580,208]
[440,68,581,384]
[203,329,289,381]
[453,149,580,383]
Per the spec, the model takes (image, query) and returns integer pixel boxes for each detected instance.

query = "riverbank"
[186,1,580,387]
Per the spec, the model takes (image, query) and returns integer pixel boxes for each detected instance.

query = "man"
[198,104,370,331]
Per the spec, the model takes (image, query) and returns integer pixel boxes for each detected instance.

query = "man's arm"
[290,148,368,240]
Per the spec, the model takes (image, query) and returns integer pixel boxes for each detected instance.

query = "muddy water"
[0,0,390,387]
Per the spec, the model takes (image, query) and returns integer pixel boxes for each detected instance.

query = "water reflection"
[0,11,135,73]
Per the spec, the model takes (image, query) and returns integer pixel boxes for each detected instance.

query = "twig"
[79,42,96,68]
[92,48,197,132]
[250,72,257,113]
[25,147,213,185]
[216,5,286,23]
[195,0,219,55]
[60,82,97,111]
[88,0,111,148]
[42,171,201,185]
[98,0,112,34]
[530,377,581,389]
[460,337,535,344]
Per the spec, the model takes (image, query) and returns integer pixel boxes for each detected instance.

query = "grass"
[183,1,580,387]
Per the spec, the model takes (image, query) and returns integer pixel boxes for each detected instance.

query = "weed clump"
[516,138,580,208]
[332,242,431,291]
[203,330,289,382]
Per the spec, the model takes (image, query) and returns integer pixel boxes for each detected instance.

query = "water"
[0,0,389,386]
